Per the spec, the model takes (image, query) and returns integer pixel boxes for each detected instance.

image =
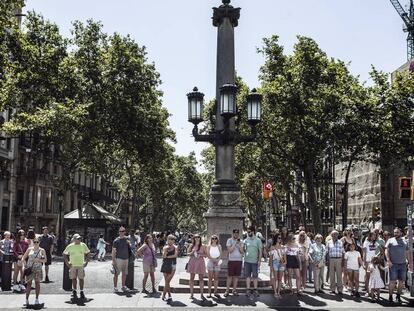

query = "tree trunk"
[303,163,321,233]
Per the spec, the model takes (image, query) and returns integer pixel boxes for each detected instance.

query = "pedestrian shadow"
[214,295,256,307]
[191,298,218,307]
[114,290,138,298]
[64,298,94,307]
[142,292,161,299]
[297,293,328,307]
[167,299,187,307]
[24,303,45,310]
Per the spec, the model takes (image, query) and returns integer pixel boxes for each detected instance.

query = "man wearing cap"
[63,234,90,301]
[224,229,244,297]
[39,226,54,283]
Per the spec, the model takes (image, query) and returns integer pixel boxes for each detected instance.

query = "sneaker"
[34,299,40,305]
[72,290,78,299]
[19,284,26,291]
[142,289,149,294]
[355,291,360,298]
[152,287,157,294]
[80,291,86,300]
[121,286,129,292]
[388,294,393,303]
[396,293,402,303]
[113,287,119,293]
[13,284,20,292]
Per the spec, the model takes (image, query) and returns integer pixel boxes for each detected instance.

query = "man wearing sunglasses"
[243,226,262,298]
[112,226,130,293]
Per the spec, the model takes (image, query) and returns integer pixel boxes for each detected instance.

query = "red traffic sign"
[263,182,273,191]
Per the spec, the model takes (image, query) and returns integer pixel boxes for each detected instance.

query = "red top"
[13,239,29,259]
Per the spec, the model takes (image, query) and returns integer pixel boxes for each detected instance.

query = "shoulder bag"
[23,250,40,277]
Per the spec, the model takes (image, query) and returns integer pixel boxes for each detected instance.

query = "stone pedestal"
[204,186,244,276]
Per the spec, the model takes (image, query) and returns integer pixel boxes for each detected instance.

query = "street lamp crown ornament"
[213,0,240,27]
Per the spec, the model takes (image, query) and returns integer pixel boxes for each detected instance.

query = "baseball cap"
[72,233,81,240]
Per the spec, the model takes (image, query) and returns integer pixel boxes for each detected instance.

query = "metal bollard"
[125,257,135,290]
[1,254,12,291]
[62,262,71,291]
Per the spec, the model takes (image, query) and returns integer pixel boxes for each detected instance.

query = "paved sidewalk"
[1,290,413,311]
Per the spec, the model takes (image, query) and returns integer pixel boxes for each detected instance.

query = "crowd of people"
[0,224,412,306]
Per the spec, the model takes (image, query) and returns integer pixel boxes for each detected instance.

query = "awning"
[64,203,122,224]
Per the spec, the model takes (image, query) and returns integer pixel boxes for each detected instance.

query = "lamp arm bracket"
[192,125,215,143]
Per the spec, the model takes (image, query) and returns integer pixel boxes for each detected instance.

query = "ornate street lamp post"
[57,190,64,255]
[187,0,262,239]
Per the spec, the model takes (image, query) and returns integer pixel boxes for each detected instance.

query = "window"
[16,189,24,206]
[45,189,52,213]
[36,187,42,212]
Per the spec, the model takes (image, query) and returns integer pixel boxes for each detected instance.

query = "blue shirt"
[327,239,344,258]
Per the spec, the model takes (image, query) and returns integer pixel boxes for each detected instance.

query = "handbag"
[24,250,40,277]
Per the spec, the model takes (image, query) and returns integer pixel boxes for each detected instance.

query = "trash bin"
[1,254,12,291]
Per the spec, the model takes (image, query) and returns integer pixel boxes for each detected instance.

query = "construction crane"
[390,0,414,60]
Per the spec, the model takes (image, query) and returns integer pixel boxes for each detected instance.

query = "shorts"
[26,269,42,283]
[272,260,285,272]
[143,263,155,273]
[45,251,52,266]
[286,255,299,269]
[347,269,359,273]
[207,259,220,272]
[244,262,258,278]
[115,258,128,275]
[69,267,85,280]
[390,263,407,281]
[228,261,242,277]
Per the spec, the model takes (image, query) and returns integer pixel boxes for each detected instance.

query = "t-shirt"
[243,237,262,264]
[345,250,361,270]
[363,240,377,262]
[385,237,408,264]
[113,237,130,260]
[226,238,243,261]
[39,234,54,252]
[97,238,106,250]
[63,242,90,267]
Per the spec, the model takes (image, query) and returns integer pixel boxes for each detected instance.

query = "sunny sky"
[24,0,409,167]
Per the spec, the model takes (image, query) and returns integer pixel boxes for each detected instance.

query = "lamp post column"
[204,1,244,240]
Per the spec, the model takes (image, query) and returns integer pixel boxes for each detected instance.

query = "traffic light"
[399,177,412,200]
[262,181,273,200]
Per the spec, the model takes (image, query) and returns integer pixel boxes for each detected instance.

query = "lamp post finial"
[223,0,231,5]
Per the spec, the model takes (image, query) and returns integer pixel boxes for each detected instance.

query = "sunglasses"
[119,230,125,233]
[33,241,39,244]
[212,237,218,240]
